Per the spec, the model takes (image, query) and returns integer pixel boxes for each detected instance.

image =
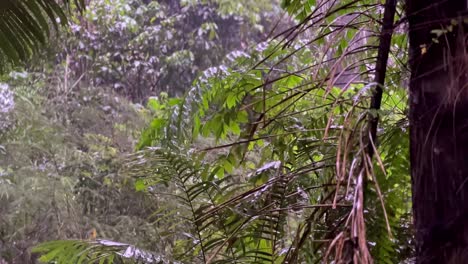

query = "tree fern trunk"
[407,0,468,263]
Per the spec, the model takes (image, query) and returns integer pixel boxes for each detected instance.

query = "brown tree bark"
[407,0,468,263]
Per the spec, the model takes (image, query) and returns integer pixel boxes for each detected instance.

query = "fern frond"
[123,147,241,262]
[33,239,172,264]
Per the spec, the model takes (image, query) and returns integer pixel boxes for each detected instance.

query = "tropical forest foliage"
[2,0,466,263]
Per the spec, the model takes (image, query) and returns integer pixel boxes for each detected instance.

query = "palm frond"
[0,0,84,72]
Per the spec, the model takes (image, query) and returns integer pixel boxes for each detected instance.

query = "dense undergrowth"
[0,0,415,263]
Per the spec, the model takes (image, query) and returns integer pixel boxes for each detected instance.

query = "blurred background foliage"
[0,0,414,263]
[51,0,286,102]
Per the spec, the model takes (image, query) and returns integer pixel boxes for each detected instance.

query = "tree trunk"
[407,0,468,263]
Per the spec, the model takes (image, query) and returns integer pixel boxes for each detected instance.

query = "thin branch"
[367,0,397,157]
